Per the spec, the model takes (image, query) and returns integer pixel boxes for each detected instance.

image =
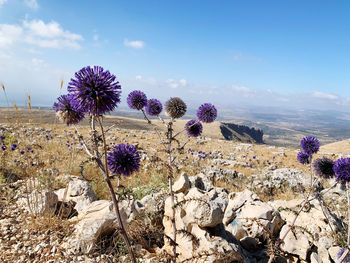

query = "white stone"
[328,246,342,262]
[55,179,98,214]
[223,189,284,250]
[64,198,141,253]
[173,172,190,194]
[311,252,322,263]
[162,180,247,262]
[279,224,311,260]
[18,190,58,215]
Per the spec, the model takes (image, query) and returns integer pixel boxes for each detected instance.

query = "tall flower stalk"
[167,120,177,261]
[127,91,217,262]
[334,158,350,263]
[268,136,320,263]
[54,66,137,263]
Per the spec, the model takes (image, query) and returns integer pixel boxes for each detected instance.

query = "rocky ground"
[0,123,349,262]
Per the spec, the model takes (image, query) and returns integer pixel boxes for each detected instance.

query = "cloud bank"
[0,19,83,50]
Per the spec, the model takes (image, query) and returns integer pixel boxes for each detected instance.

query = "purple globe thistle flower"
[145,99,162,116]
[313,157,335,179]
[337,248,350,262]
[107,143,140,176]
[197,103,217,123]
[11,143,17,151]
[1,145,6,151]
[165,97,187,119]
[53,94,85,125]
[68,66,121,115]
[300,136,320,155]
[297,151,310,165]
[185,120,203,137]
[0,135,5,141]
[20,150,25,154]
[127,90,147,110]
[334,158,350,184]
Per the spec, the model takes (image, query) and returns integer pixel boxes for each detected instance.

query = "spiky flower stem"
[140,111,180,262]
[268,157,315,263]
[338,184,350,263]
[167,120,177,263]
[96,116,137,263]
[78,116,136,263]
[316,195,335,234]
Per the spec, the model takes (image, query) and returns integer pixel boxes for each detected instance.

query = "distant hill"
[320,139,350,154]
[220,122,264,143]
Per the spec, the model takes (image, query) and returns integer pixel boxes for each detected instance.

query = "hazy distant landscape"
[1,105,349,147]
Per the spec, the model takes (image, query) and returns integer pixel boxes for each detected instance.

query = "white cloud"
[124,38,145,49]
[312,91,338,100]
[135,75,142,80]
[24,0,39,10]
[0,0,7,8]
[0,19,83,50]
[179,79,187,86]
[231,85,254,97]
[231,85,251,93]
[93,34,99,41]
[166,78,187,89]
[0,24,23,48]
[31,57,45,66]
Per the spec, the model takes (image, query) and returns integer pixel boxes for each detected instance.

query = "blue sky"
[0,0,349,111]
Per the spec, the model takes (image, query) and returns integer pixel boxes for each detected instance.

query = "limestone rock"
[173,172,190,194]
[55,179,98,214]
[182,188,225,227]
[250,168,310,195]
[328,246,342,262]
[269,198,340,257]
[18,189,58,215]
[223,189,284,251]
[279,224,311,260]
[188,173,214,191]
[310,252,322,263]
[64,198,141,253]
[163,178,246,262]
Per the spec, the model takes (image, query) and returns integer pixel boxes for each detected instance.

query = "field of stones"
[0,119,349,262]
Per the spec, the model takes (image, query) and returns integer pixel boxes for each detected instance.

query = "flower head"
[334,158,350,184]
[165,97,187,119]
[185,120,203,137]
[127,90,147,110]
[11,143,17,151]
[1,145,6,151]
[107,143,140,176]
[145,99,162,116]
[313,157,335,179]
[297,151,310,165]
[53,94,85,125]
[68,66,121,115]
[300,136,320,155]
[0,135,5,141]
[197,103,217,123]
[337,248,350,262]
